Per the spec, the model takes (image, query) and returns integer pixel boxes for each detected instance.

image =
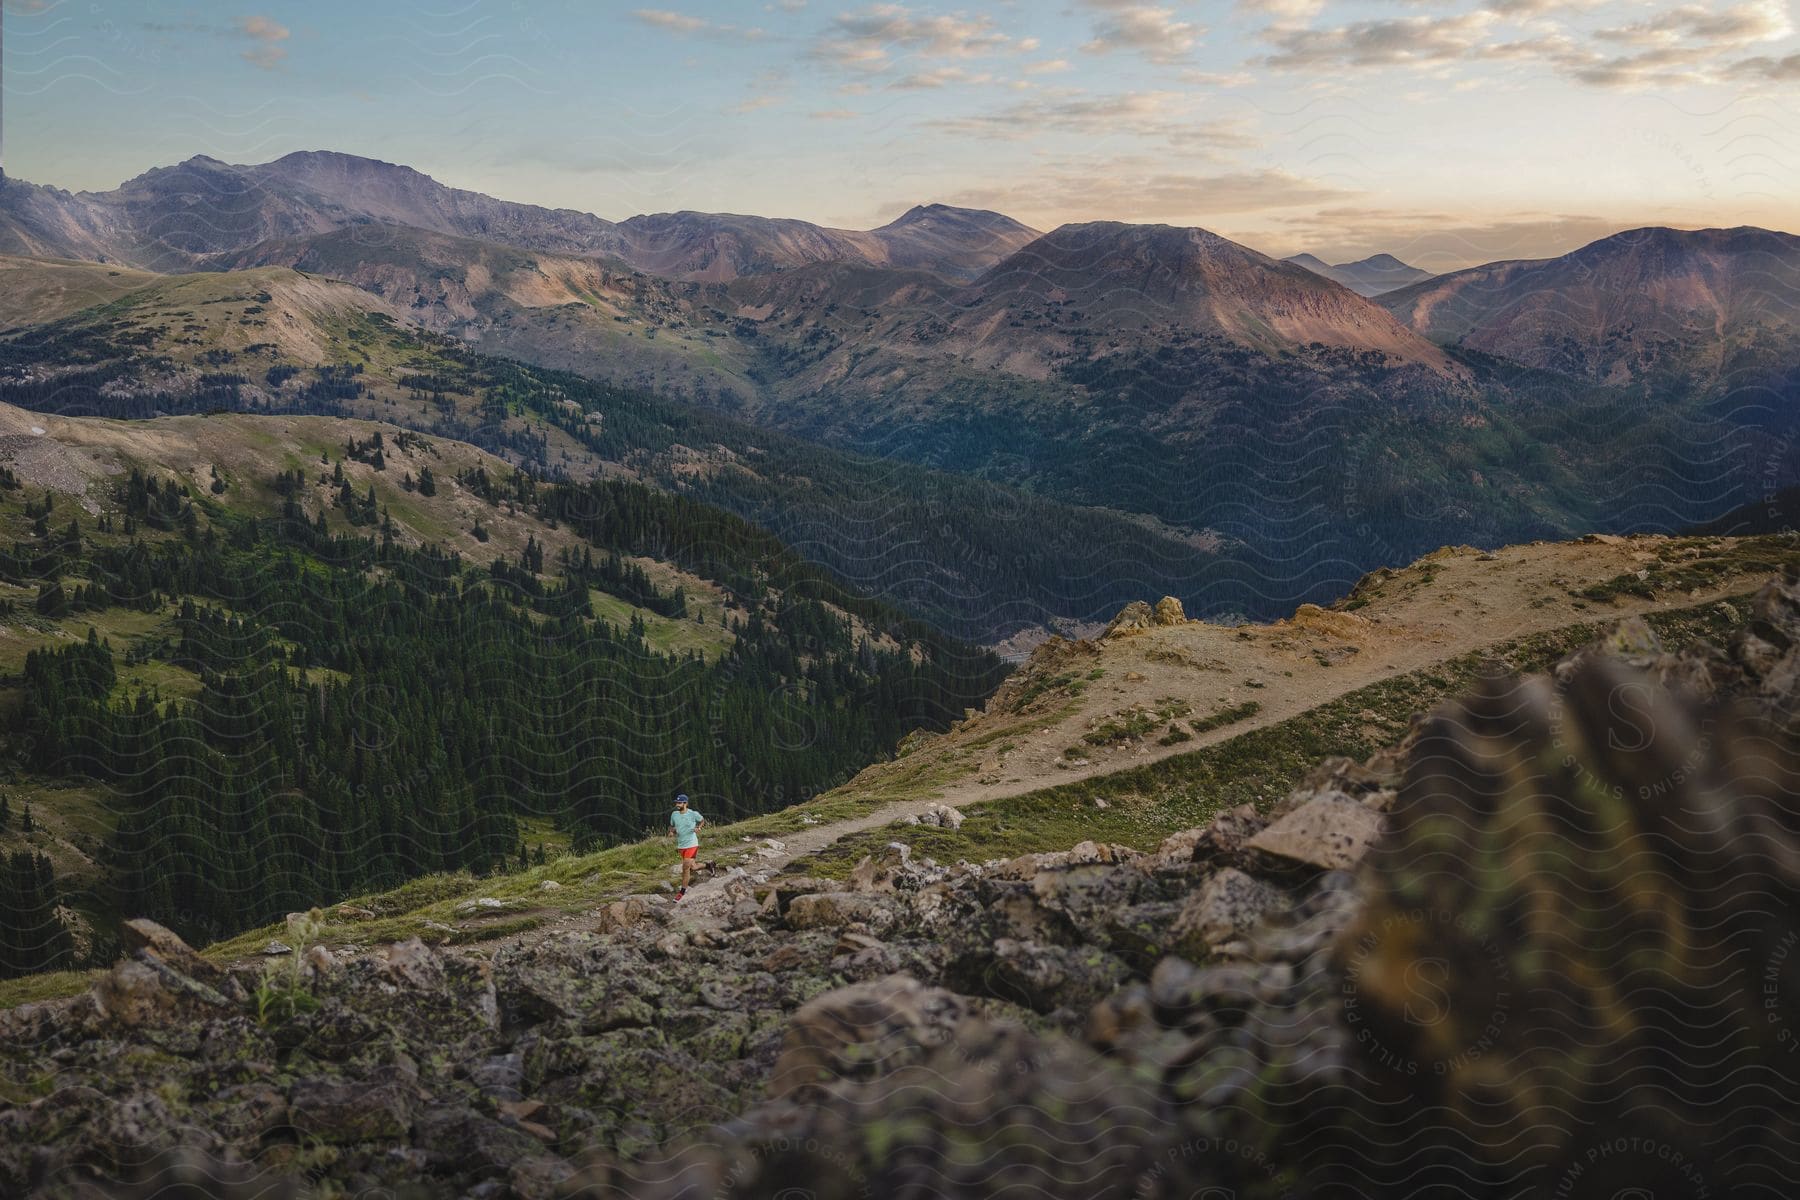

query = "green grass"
[0,587,1760,1010]
[588,591,733,661]
[1579,534,1800,602]
[1071,697,1193,754]
[1190,699,1262,735]
[795,594,1754,878]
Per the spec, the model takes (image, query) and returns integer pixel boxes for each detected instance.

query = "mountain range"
[1379,225,1800,386]
[0,152,1039,282]
[3,150,1800,633]
[1284,251,1433,296]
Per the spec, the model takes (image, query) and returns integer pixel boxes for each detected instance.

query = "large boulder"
[1170,868,1290,958]
[92,955,237,1031]
[768,973,967,1099]
[919,802,965,830]
[289,1078,416,1144]
[977,937,1132,1016]
[1103,600,1155,638]
[1246,794,1384,872]
[592,895,664,936]
[784,891,898,934]
[411,1103,550,1175]
[1153,596,1186,625]
[119,919,228,987]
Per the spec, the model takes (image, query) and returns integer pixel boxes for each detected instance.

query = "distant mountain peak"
[1380,224,1800,386]
[1282,250,1433,297]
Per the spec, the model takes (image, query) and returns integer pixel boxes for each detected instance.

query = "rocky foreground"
[7,583,1800,1198]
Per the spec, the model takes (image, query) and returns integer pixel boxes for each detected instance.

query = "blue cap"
[676,794,689,804]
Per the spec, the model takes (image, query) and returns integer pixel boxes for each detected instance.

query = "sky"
[3,0,1797,269]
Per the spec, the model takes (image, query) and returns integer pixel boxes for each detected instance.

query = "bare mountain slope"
[947,223,1451,368]
[1381,225,1800,386]
[0,152,1040,283]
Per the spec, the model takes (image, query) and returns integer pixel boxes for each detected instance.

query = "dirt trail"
[481,796,948,948]
[835,537,1773,818]
[476,534,1777,951]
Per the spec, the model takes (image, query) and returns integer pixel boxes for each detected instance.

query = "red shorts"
[679,846,698,859]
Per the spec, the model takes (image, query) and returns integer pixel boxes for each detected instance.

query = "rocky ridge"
[6,577,1800,1197]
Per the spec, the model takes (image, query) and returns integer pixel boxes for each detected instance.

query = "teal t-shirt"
[670,808,704,849]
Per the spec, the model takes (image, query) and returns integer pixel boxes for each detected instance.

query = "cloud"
[946,163,1355,226]
[731,67,790,113]
[1080,2,1204,65]
[890,66,995,89]
[633,9,707,32]
[1728,50,1800,80]
[632,8,767,40]
[1234,0,1323,25]
[235,15,290,70]
[1255,205,1651,271]
[1595,1,1792,48]
[810,4,1015,71]
[730,95,786,113]
[927,90,1257,151]
[1261,12,1497,70]
[1251,1,1799,88]
[1023,58,1074,75]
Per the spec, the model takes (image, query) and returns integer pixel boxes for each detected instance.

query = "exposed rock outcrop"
[1103,600,1155,638]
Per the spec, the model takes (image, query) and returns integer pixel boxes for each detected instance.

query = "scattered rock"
[261,941,294,957]
[379,938,449,993]
[92,956,236,1030]
[1246,794,1384,873]
[919,803,965,830]
[1104,601,1154,637]
[413,1103,545,1174]
[785,892,897,934]
[592,895,659,935]
[119,919,225,986]
[768,973,967,1099]
[289,1079,414,1144]
[1170,868,1290,957]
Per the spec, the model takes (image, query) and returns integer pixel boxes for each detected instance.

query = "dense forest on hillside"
[763,339,1800,583]
[0,467,1005,972]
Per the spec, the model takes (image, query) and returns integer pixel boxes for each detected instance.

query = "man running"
[667,793,705,899]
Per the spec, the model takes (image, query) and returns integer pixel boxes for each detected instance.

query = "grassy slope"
[0,256,159,329]
[0,566,1768,1010]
